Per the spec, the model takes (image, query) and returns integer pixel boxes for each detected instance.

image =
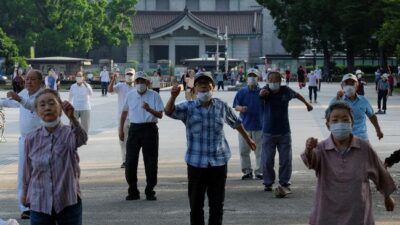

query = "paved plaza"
[0,82,400,225]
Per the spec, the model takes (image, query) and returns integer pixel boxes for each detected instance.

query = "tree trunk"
[379,47,387,69]
[322,46,331,80]
[346,43,355,73]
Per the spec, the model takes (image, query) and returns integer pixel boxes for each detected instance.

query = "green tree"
[377,0,400,65]
[0,0,137,57]
[0,28,20,69]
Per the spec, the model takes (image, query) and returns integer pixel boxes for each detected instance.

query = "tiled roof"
[132,9,262,36]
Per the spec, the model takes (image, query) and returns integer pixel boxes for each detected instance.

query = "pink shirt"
[301,136,396,225]
[23,123,87,214]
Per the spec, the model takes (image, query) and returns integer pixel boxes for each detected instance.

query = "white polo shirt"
[100,70,110,82]
[122,89,164,123]
[69,83,93,110]
[113,82,135,115]
[0,89,42,136]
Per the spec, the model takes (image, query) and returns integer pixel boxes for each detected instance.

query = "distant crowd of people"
[1,64,400,225]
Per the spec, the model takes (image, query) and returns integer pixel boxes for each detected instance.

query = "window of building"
[216,0,229,11]
[156,0,169,10]
[175,45,199,65]
[150,45,169,63]
[186,0,199,11]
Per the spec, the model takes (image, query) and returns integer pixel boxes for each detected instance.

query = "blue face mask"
[269,82,280,91]
[197,91,212,102]
[329,122,352,140]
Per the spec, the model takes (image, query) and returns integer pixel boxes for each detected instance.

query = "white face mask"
[136,83,147,93]
[247,77,257,86]
[40,117,61,128]
[125,75,133,82]
[197,91,213,102]
[269,82,280,91]
[329,122,352,140]
[343,85,356,97]
[76,77,83,83]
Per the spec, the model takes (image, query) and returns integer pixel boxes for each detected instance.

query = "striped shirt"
[168,98,241,168]
[23,122,87,215]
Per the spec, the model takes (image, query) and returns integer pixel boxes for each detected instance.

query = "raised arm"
[296,93,313,111]
[165,85,181,115]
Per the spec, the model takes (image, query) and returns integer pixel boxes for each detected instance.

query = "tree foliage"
[0,27,20,68]
[378,0,400,61]
[0,0,137,57]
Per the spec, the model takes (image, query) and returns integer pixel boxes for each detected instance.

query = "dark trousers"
[318,79,321,91]
[30,198,82,225]
[101,82,109,96]
[308,86,317,101]
[378,90,388,110]
[188,164,227,225]
[125,123,158,196]
[217,81,224,90]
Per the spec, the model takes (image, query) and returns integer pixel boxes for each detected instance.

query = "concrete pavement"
[0,82,400,225]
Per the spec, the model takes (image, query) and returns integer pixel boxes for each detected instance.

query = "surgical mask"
[343,85,356,97]
[40,117,61,128]
[125,75,133,82]
[76,77,83,83]
[329,122,352,140]
[357,74,362,79]
[269,82,280,91]
[247,77,257,86]
[197,91,213,102]
[136,83,147,93]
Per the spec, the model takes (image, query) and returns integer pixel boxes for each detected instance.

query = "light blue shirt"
[330,95,374,140]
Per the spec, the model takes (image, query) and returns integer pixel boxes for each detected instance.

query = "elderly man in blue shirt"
[165,72,256,225]
[330,73,383,140]
[233,68,263,180]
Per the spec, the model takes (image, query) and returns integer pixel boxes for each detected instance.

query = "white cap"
[125,68,136,75]
[355,69,363,75]
[382,73,389,79]
[247,68,261,77]
[341,73,358,82]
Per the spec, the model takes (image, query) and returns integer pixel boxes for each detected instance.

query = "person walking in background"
[68,72,93,133]
[233,68,263,180]
[355,69,366,95]
[374,68,381,91]
[302,102,395,225]
[165,72,256,225]
[259,72,313,197]
[0,69,43,219]
[12,67,25,93]
[284,68,291,86]
[307,70,319,103]
[100,66,110,96]
[119,72,164,201]
[45,68,59,91]
[376,73,391,114]
[331,73,383,141]
[315,67,322,91]
[108,68,135,168]
[216,71,224,91]
[22,89,88,225]
[181,71,188,91]
[297,66,305,89]
[150,71,162,93]
[388,73,394,96]
[185,70,196,101]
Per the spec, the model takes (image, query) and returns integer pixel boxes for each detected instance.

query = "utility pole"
[224,26,228,75]
[216,26,220,72]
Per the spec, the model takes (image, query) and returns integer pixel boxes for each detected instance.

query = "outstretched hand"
[171,85,181,98]
[62,101,75,120]
[305,137,318,151]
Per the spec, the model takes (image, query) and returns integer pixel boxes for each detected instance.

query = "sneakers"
[376,109,383,114]
[241,172,253,180]
[255,174,263,180]
[264,185,272,192]
[274,185,292,198]
[120,162,126,168]
[21,211,30,219]
[125,193,140,200]
[146,194,157,201]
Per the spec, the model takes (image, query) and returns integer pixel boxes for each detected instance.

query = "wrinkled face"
[326,108,353,129]
[25,71,42,94]
[36,93,62,122]
[195,78,214,93]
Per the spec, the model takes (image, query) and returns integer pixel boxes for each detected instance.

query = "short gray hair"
[325,101,354,123]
